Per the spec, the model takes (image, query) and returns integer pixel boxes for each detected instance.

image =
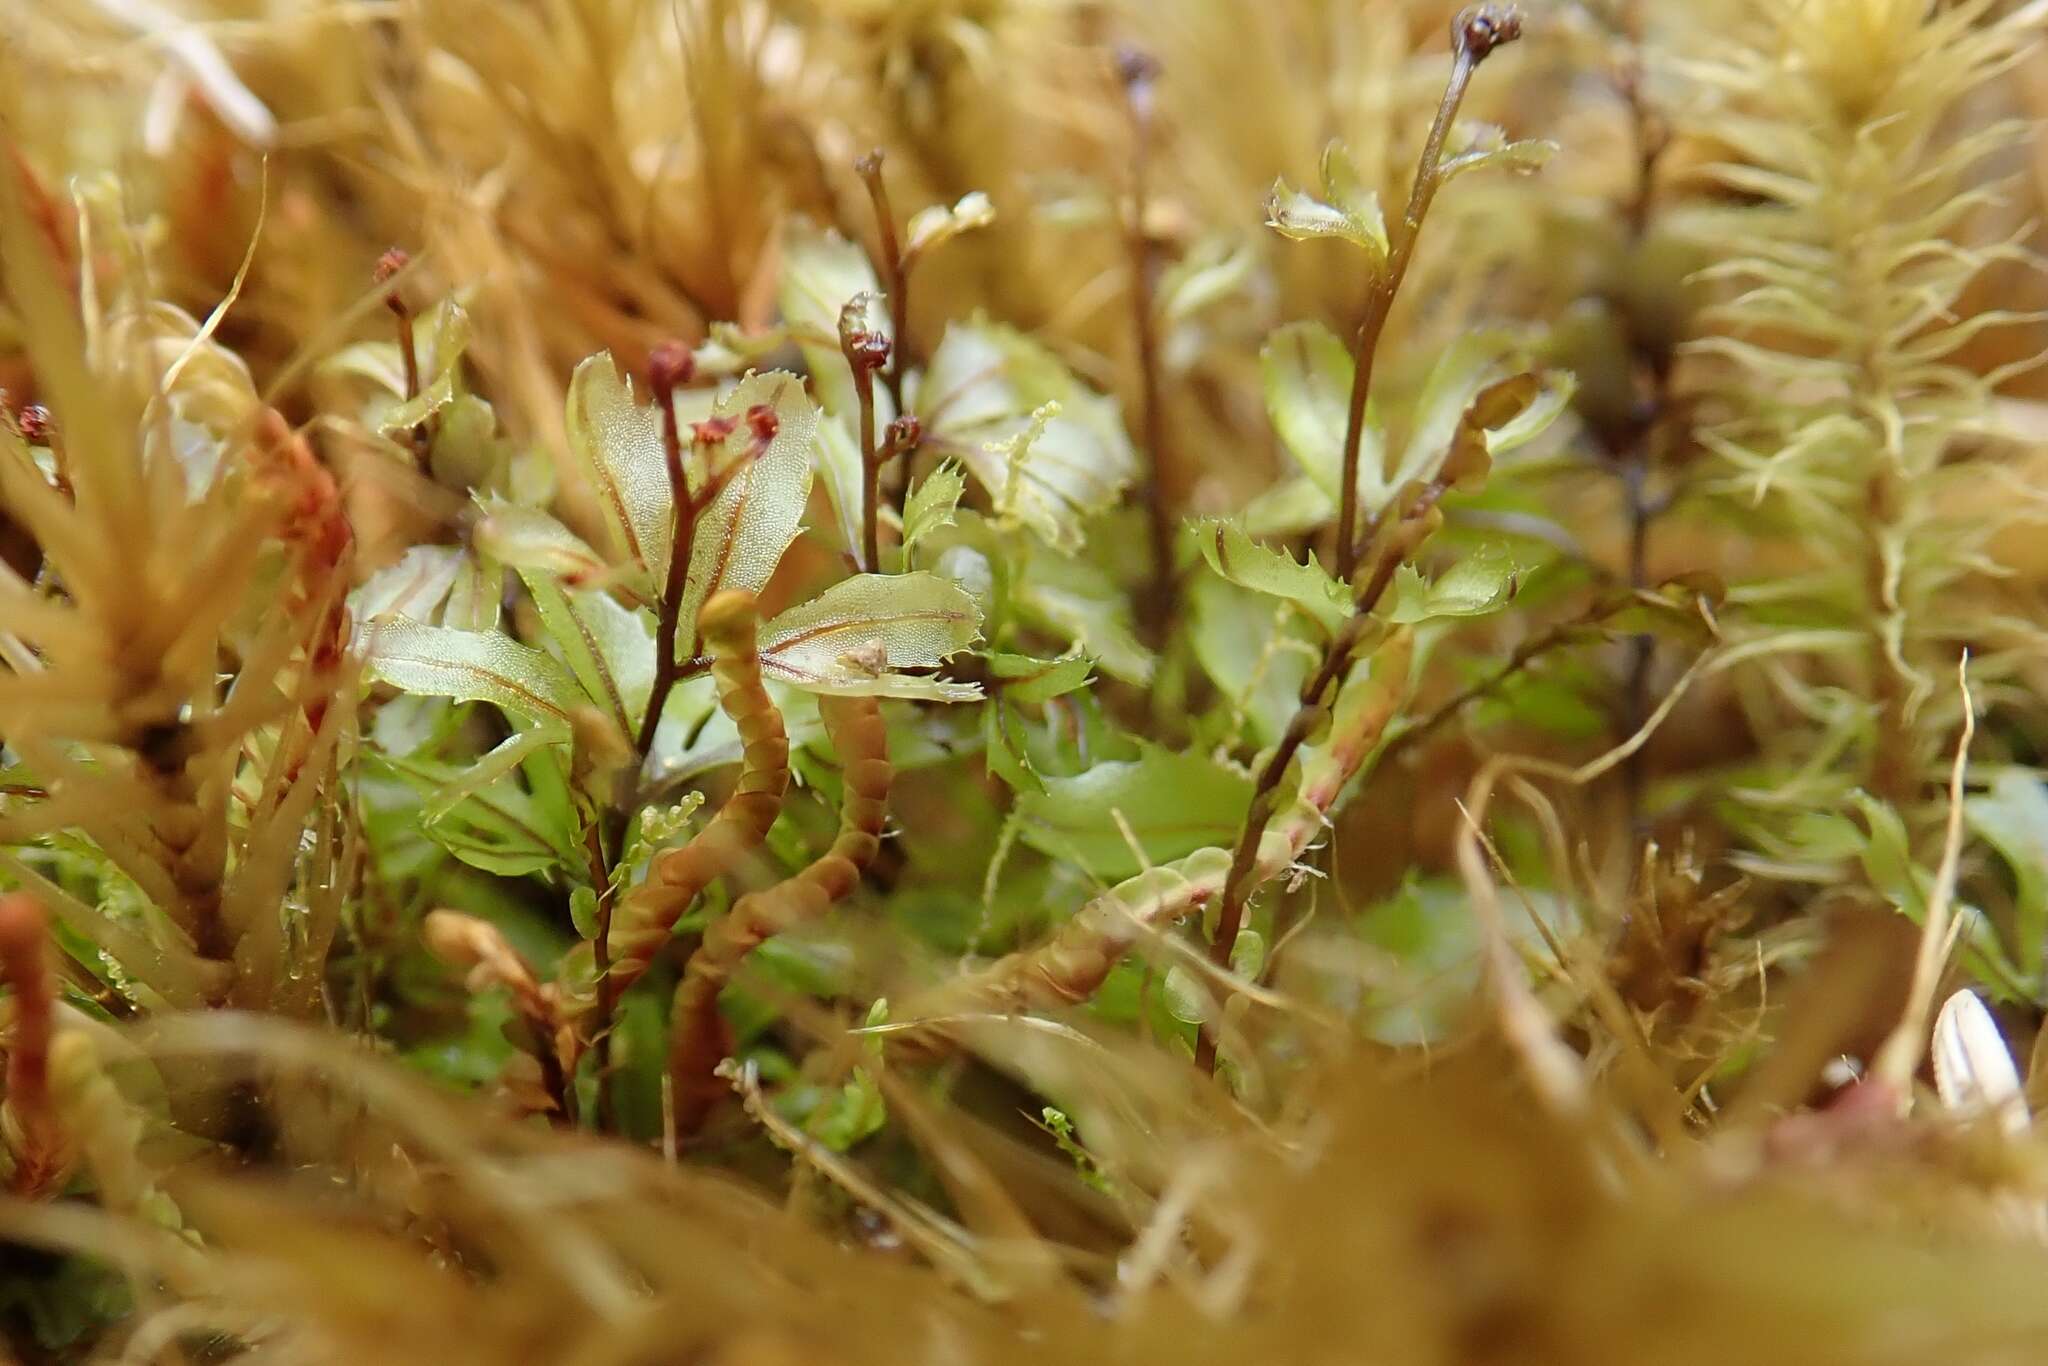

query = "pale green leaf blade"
[676,371,820,657]
[903,191,996,262]
[989,650,1094,705]
[1261,321,1373,503]
[519,569,656,737]
[917,321,1136,551]
[759,571,982,700]
[365,618,581,728]
[1194,518,1350,634]
[1015,742,1254,881]
[901,462,966,562]
[1389,545,1524,624]
[353,546,462,624]
[565,352,669,576]
[813,413,867,556]
[474,499,608,585]
[778,218,886,417]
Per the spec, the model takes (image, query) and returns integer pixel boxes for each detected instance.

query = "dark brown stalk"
[593,341,700,1122]
[840,310,891,572]
[374,248,428,469]
[1608,2,1675,825]
[634,342,700,762]
[1333,7,1522,582]
[1117,46,1178,637]
[855,151,910,415]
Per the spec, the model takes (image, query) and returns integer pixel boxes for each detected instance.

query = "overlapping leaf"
[365,618,582,732]
[674,371,820,658]
[915,321,1136,551]
[759,572,982,700]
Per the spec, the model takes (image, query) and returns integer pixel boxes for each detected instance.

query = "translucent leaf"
[565,352,668,577]
[675,371,820,658]
[1015,742,1254,881]
[519,568,655,738]
[354,546,462,625]
[1261,321,1376,503]
[1159,237,1256,327]
[989,651,1093,704]
[474,499,607,585]
[779,218,886,418]
[1195,518,1349,633]
[1389,545,1524,623]
[813,413,867,555]
[1013,541,1155,685]
[444,557,503,632]
[901,462,966,562]
[1242,475,1337,539]
[365,618,581,730]
[759,571,982,700]
[1230,927,1267,980]
[1163,965,1210,1025]
[1191,575,1310,746]
[916,321,1137,550]
[1263,142,1389,262]
[374,299,472,437]
[903,191,996,262]
[1439,123,1559,182]
[374,748,577,878]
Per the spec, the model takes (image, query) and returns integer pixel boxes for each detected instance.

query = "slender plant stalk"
[634,343,700,762]
[1608,4,1676,826]
[1333,7,1522,583]
[1116,47,1178,635]
[840,309,891,572]
[374,248,429,469]
[855,151,910,415]
[1195,487,1448,1071]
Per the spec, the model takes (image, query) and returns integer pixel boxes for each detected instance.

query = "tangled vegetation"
[2,0,2048,1360]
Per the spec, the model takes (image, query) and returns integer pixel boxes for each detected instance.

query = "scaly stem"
[1334,8,1520,582]
[1118,47,1178,637]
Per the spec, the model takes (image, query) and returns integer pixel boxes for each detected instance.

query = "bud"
[1454,4,1523,61]
[883,414,922,458]
[648,339,695,395]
